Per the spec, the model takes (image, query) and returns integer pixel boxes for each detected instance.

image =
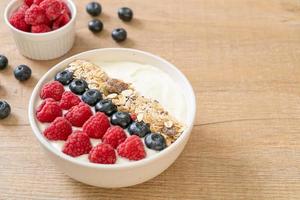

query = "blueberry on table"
[55,70,73,85]
[82,89,102,106]
[0,55,8,70]
[69,79,88,95]
[14,65,31,81]
[88,19,103,33]
[111,111,132,128]
[95,99,117,116]
[86,2,102,16]
[0,101,11,119]
[118,7,133,22]
[128,121,151,138]
[145,133,166,151]
[111,28,127,42]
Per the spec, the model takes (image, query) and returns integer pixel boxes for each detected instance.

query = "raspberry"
[89,143,116,164]
[25,0,34,6]
[52,13,70,30]
[31,24,51,33]
[40,81,64,101]
[61,2,71,15]
[59,91,81,110]
[33,0,45,5]
[9,12,30,32]
[65,102,92,127]
[62,131,92,157]
[36,99,62,123]
[82,112,110,139]
[117,135,146,161]
[102,126,127,149]
[18,4,30,14]
[40,0,64,21]
[25,4,48,25]
[43,117,72,140]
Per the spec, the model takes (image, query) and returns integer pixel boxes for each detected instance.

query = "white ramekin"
[4,0,77,60]
[28,48,196,188]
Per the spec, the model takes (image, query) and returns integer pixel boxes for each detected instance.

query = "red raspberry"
[62,131,92,157]
[59,91,81,110]
[61,2,71,16]
[25,0,34,6]
[40,0,64,21]
[25,4,47,25]
[31,24,51,33]
[9,12,30,32]
[102,126,127,149]
[52,13,70,30]
[33,0,45,5]
[117,135,146,161]
[18,4,30,14]
[40,81,64,101]
[65,102,93,127]
[89,143,116,164]
[43,117,72,140]
[82,112,110,139]
[36,99,62,123]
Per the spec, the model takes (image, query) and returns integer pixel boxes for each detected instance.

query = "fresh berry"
[40,0,64,21]
[25,0,34,6]
[36,99,62,122]
[89,143,116,164]
[62,131,92,157]
[0,101,11,119]
[82,89,102,106]
[128,121,151,138]
[40,81,64,101]
[111,111,132,128]
[88,19,103,33]
[14,64,31,81]
[43,117,72,140]
[55,70,73,85]
[118,7,133,22]
[52,13,70,30]
[117,135,146,161]
[86,2,102,16]
[59,91,81,110]
[31,24,51,33]
[33,0,45,5]
[18,4,30,14]
[65,102,92,127]
[25,4,48,25]
[0,55,8,70]
[82,112,110,139]
[103,126,127,149]
[95,99,117,116]
[111,28,127,42]
[69,79,88,95]
[9,12,30,32]
[144,133,166,151]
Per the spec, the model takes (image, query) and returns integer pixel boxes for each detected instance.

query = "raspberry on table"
[102,126,127,149]
[89,143,116,164]
[40,0,64,21]
[36,99,62,123]
[117,135,146,161]
[82,112,110,139]
[62,131,92,157]
[43,117,72,140]
[65,102,93,127]
[40,81,64,101]
[31,24,51,33]
[9,12,30,32]
[59,91,81,110]
[52,13,70,30]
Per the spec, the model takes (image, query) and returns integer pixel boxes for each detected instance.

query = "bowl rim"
[4,0,77,37]
[28,48,196,170]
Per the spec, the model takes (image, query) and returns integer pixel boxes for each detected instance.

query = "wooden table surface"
[1,0,300,199]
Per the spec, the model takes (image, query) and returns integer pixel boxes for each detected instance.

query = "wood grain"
[0,0,300,199]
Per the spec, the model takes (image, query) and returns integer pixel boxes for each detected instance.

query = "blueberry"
[82,89,102,106]
[145,133,166,151]
[0,55,8,70]
[118,7,133,22]
[111,28,127,42]
[14,65,31,81]
[88,19,103,33]
[69,79,88,95]
[111,111,132,128]
[128,121,151,138]
[86,2,102,16]
[0,101,11,119]
[95,99,117,116]
[55,70,73,85]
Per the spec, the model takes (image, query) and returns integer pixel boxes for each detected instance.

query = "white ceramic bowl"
[4,0,77,60]
[28,48,196,188]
